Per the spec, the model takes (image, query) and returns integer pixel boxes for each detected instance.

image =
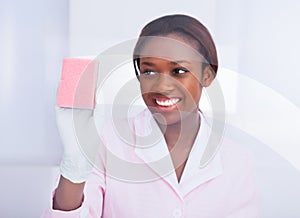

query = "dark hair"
[133,14,218,78]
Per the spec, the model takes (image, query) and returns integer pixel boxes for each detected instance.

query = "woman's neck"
[158,111,201,183]
[160,112,200,151]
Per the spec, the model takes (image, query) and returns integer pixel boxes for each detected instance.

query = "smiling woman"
[42,14,260,218]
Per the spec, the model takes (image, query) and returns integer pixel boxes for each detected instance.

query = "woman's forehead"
[139,57,198,67]
[136,36,205,63]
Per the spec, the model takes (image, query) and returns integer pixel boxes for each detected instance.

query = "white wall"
[0,0,69,165]
[68,0,217,56]
[0,0,68,217]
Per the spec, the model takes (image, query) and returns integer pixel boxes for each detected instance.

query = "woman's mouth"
[152,97,181,111]
[155,98,180,106]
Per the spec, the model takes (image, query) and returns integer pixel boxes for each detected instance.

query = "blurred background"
[0,0,299,217]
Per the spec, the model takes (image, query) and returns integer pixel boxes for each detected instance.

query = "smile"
[155,98,180,107]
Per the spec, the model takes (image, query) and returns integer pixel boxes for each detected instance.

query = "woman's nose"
[153,73,175,93]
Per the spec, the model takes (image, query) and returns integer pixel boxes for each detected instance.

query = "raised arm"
[42,57,105,217]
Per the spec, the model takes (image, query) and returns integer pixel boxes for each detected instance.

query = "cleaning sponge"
[56,57,98,109]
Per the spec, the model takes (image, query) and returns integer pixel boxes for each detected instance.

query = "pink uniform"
[42,109,259,218]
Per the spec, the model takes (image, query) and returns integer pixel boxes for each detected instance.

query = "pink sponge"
[56,58,98,109]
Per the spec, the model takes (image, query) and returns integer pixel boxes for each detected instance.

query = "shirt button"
[173,208,183,218]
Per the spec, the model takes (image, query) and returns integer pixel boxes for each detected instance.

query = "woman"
[43,14,259,217]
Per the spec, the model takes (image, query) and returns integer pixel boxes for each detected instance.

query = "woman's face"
[138,35,210,126]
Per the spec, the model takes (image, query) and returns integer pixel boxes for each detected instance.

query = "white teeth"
[156,98,180,106]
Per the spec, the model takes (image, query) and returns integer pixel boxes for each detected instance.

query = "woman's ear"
[201,65,215,87]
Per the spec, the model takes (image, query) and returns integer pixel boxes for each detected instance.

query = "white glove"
[56,107,96,183]
[55,57,104,183]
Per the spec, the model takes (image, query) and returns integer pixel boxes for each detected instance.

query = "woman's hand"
[56,107,95,184]
[53,57,103,211]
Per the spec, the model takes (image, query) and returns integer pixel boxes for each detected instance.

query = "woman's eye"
[173,68,189,75]
[141,70,157,76]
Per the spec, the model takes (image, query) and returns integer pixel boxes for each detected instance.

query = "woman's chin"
[146,102,199,125]
[150,109,190,127]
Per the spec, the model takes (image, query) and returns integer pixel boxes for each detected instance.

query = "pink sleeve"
[41,169,105,218]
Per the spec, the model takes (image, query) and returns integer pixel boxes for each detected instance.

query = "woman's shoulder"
[218,130,256,174]
[95,108,152,149]
[200,113,254,166]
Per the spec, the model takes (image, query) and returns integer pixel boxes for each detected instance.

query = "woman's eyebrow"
[140,61,155,67]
